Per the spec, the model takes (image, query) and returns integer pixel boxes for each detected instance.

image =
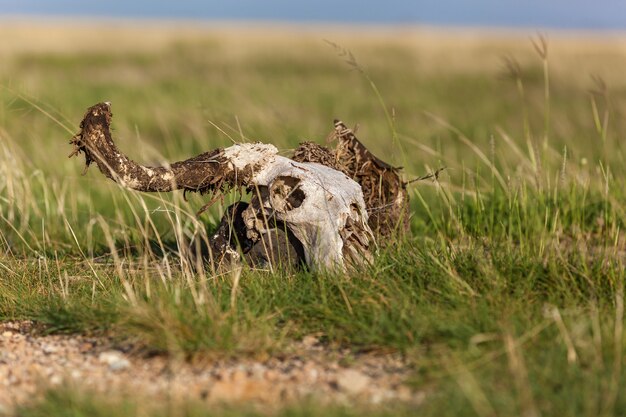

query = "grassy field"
[1,21,626,416]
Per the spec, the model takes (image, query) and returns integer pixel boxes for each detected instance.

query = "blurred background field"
[2,19,626,417]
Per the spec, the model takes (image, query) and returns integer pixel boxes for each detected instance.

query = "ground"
[0,321,416,411]
[1,21,626,416]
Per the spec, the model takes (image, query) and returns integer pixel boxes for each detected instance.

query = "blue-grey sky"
[1,0,625,29]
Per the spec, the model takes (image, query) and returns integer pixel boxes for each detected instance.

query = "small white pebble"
[98,350,130,372]
[41,344,58,354]
[336,369,370,394]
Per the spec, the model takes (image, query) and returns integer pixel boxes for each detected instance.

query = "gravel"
[0,321,424,412]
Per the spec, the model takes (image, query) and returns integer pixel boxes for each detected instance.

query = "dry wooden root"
[293,120,410,239]
[69,102,375,271]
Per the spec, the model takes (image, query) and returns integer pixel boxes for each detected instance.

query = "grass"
[13,388,423,417]
[2,22,626,416]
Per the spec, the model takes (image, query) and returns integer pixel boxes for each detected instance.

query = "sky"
[1,0,625,30]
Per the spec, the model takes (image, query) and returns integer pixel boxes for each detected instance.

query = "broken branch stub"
[69,102,375,271]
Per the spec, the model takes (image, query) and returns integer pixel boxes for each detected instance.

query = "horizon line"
[2,15,626,35]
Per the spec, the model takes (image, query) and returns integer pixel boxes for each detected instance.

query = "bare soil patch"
[0,321,423,412]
